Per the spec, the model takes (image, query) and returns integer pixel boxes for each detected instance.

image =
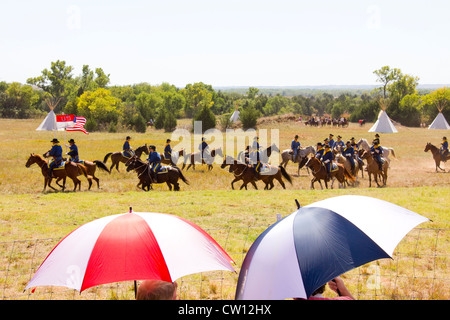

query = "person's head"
[68,139,75,145]
[136,280,178,300]
[346,141,351,146]
[325,144,330,150]
[51,138,59,145]
[126,136,131,141]
[443,136,447,140]
[166,139,171,143]
[317,142,323,148]
[149,145,156,152]
[337,135,342,140]
[329,134,334,139]
[294,135,298,140]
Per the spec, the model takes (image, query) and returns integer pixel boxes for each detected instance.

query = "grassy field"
[0,117,448,300]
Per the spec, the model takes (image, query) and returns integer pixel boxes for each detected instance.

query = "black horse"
[126,157,189,191]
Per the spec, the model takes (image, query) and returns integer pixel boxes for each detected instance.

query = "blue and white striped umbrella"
[235,195,429,300]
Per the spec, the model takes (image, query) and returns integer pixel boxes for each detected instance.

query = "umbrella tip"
[295,199,301,209]
[129,206,132,213]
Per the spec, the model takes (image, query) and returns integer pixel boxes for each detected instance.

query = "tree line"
[0,60,448,132]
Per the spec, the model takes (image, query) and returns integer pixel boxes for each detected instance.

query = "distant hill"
[214,84,449,96]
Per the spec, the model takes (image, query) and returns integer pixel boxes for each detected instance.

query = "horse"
[357,138,396,164]
[77,160,110,190]
[237,143,280,164]
[334,154,360,186]
[424,142,450,172]
[361,151,389,187]
[103,144,149,172]
[280,146,316,175]
[182,148,223,171]
[305,156,355,190]
[25,153,89,192]
[160,148,185,166]
[126,157,189,191]
[220,156,292,190]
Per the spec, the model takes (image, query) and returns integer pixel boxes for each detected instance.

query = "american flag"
[66,116,89,135]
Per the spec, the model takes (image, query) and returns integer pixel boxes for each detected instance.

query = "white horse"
[280,146,316,175]
[357,138,396,164]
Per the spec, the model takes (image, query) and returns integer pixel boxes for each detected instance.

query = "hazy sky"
[1,0,449,87]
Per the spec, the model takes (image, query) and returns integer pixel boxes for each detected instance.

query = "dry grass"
[0,117,448,300]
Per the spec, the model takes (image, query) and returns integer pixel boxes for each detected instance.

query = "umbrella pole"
[134,280,137,298]
[295,199,301,209]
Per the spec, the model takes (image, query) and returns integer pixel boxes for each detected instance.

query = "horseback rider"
[46,138,63,178]
[291,135,301,161]
[252,136,260,151]
[250,144,262,181]
[321,144,333,181]
[334,135,345,151]
[350,137,364,168]
[441,136,448,161]
[147,145,162,182]
[67,139,80,163]
[164,139,172,160]
[370,139,383,171]
[343,141,355,175]
[315,142,325,158]
[374,133,380,145]
[199,137,210,159]
[123,136,134,158]
[328,134,335,149]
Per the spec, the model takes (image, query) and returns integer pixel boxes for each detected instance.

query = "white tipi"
[428,112,450,130]
[230,110,240,123]
[36,97,62,131]
[229,102,240,123]
[368,98,398,133]
[428,101,450,130]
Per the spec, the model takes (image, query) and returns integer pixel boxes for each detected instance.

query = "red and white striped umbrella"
[25,210,235,293]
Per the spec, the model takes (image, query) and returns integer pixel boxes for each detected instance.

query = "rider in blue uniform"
[46,138,63,178]
[164,139,172,160]
[370,139,383,171]
[320,144,333,181]
[147,145,162,182]
[291,135,301,161]
[199,137,209,158]
[250,145,261,181]
[334,135,345,151]
[441,136,448,161]
[342,141,355,175]
[328,134,335,149]
[67,139,80,163]
[315,142,324,158]
[123,136,133,158]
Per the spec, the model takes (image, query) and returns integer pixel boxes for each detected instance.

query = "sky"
[1,0,449,87]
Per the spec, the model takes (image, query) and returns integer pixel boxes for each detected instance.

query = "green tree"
[193,104,216,132]
[163,111,177,132]
[76,88,122,130]
[239,100,260,129]
[27,60,74,111]
[373,66,401,99]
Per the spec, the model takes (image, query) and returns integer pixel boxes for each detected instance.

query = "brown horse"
[424,142,450,172]
[78,160,110,189]
[125,157,189,191]
[103,144,149,172]
[220,156,292,190]
[361,151,389,187]
[160,148,185,166]
[25,153,89,192]
[182,148,223,171]
[305,156,355,189]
